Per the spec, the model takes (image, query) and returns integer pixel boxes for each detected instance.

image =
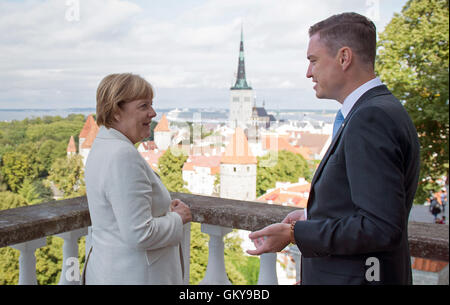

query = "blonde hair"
[96,73,154,128]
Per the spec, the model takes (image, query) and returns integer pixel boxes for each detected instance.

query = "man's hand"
[282,209,306,224]
[246,223,291,256]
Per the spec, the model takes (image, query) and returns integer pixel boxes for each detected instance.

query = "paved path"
[409,203,449,224]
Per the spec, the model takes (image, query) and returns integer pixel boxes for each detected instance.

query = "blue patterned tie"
[332,110,344,139]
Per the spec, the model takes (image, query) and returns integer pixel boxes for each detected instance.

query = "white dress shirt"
[340,77,383,118]
[304,77,383,219]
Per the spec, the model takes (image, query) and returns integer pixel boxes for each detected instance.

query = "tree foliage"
[0,236,86,285]
[156,148,257,284]
[0,115,88,284]
[257,150,312,197]
[46,155,86,199]
[376,0,449,203]
[18,179,42,205]
[0,151,35,192]
[158,148,189,193]
[0,191,28,211]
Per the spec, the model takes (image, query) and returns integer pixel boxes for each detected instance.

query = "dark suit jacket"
[294,85,420,285]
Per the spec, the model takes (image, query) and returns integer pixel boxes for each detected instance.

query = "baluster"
[199,224,232,285]
[258,252,278,285]
[181,223,191,285]
[288,245,302,284]
[85,226,92,259]
[56,227,88,285]
[11,238,46,285]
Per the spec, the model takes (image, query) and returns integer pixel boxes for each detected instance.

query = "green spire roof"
[231,26,252,90]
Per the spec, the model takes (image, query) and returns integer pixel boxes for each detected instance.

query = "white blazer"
[83,126,184,284]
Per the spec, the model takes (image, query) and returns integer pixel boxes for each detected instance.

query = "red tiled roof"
[221,127,257,164]
[79,115,97,138]
[182,155,221,175]
[81,123,99,149]
[412,258,448,273]
[258,181,311,208]
[154,114,170,132]
[140,150,165,171]
[67,136,76,153]
[262,135,311,160]
[286,183,311,193]
[79,115,99,149]
[290,132,330,155]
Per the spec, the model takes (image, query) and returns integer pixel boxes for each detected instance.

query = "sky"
[0,0,408,110]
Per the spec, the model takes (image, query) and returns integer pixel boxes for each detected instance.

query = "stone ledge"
[0,194,448,262]
[0,197,90,247]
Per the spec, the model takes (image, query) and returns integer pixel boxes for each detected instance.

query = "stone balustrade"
[0,193,448,285]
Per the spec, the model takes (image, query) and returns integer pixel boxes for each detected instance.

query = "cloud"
[0,0,406,108]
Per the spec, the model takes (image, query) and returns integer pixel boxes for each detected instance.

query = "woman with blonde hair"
[82,73,191,284]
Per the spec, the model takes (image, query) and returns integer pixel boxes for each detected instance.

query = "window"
[233,97,239,102]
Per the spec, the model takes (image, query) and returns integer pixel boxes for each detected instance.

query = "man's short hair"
[309,12,377,67]
[96,73,154,128]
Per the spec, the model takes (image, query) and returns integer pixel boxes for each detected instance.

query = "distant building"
[66,135,77,157]
[251,102,276,129]
[258,178,311,208]
[182,155,221,196]
[77,115,99,166]
[261,134,312,160]
[220,127,257,201]
[140,149,164,172]
[288,131,331,160]
[247,103,277,146]
[153,114,171,151]
[229,26,254,130]
[277,119,333,135]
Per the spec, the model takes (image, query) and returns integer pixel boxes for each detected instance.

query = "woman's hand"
[282,209,306,224]
[171,199,192,224]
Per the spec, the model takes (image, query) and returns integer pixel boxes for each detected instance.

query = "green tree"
[0,236,86,285]
[188,223,258,285]
[158,148,189,193]
[0,191,28,211]
[257,150,311,197]
[0,172,7,192]
[46,155,86,199]
[18,179,42,205]
[189,223,210,284]
[32,179,54,204]
[37,140,67,177]
[25,119,85,143]
[156,148,257,284]
[0,151,35,192]
[224,231,257,285]
[376,0,449,203]
[0,191,28,285]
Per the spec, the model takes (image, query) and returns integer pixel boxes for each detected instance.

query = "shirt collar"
[340,77,383,118]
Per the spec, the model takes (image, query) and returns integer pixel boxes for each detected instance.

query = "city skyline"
[1,0,407,110]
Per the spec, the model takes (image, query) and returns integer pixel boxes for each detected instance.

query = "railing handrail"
[1,194,448,261]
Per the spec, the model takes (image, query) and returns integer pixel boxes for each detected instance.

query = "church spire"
[231,25,252,90]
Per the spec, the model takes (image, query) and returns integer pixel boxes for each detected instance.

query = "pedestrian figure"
[440,190,447,214]
[429,197,441,222]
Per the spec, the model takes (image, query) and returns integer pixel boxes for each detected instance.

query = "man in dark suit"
[247,12,420,285]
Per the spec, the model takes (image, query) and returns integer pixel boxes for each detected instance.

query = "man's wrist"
[290,221,296,245]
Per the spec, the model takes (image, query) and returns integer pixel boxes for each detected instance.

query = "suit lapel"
[307,85,391,207]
